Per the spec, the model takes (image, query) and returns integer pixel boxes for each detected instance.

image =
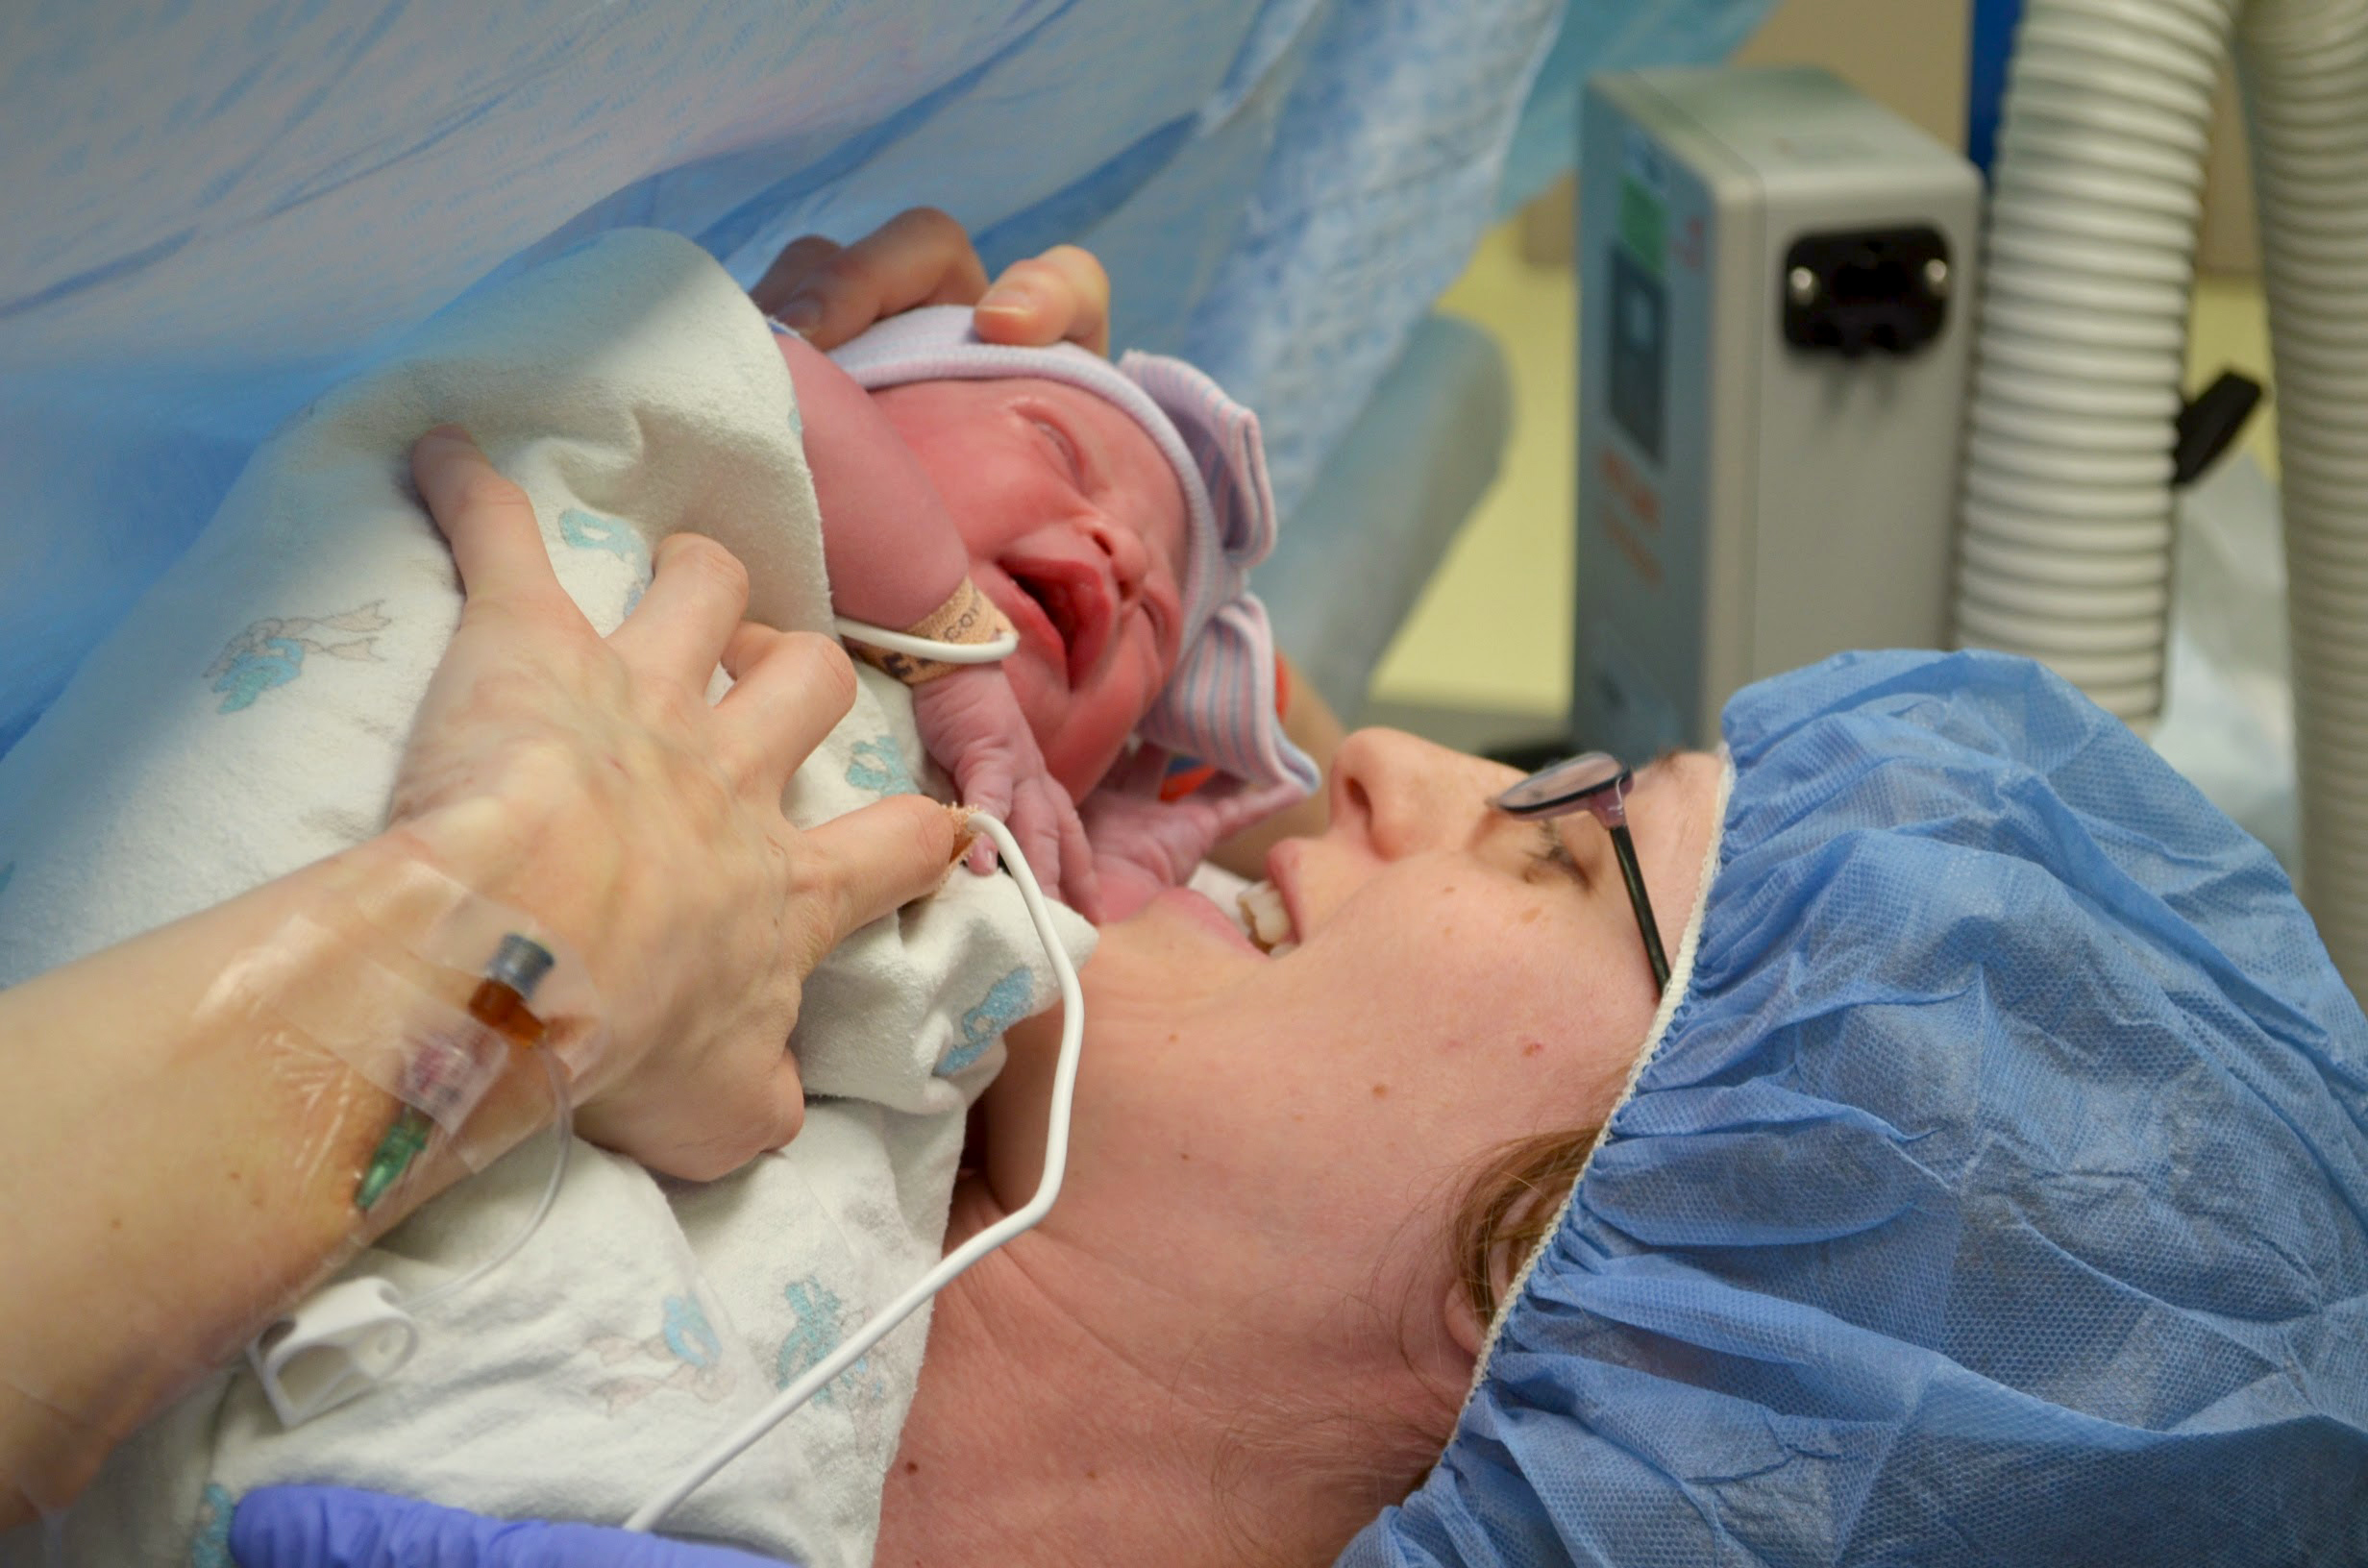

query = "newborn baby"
[795,307,1318,919]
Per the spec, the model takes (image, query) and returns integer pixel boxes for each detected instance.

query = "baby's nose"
[1088,517,1151,599]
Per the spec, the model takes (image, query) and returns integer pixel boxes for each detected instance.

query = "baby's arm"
[775,332,967,629]
[775,335,1099,915]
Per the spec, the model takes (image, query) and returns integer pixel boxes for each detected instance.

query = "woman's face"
[975,732,1723,1351]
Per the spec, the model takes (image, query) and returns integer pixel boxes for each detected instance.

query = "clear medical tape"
[620,812,1083,1532]
[222,870,604,1411]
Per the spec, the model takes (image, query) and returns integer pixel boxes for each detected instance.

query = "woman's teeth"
[1238,880,1297,956]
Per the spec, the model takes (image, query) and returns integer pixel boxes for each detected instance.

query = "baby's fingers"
[952,753,1016,876]
[1054,790,1103,921]
[1000,779,1072,908]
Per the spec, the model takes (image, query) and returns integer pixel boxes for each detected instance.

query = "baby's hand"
[1081,753,1305,921]
[909,667,1101,919]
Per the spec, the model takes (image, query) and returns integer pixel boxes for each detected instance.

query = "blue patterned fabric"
[0,0,1768,756]
[1344,649,2368,1566]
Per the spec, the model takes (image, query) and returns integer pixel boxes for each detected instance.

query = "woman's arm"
[0,429,960,1523]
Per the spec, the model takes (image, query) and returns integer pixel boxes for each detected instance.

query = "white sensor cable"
[622,811,1082,1531]
[831,617,1019,665]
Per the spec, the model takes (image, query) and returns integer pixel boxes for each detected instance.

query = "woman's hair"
[1203,1127,1607,1567]
[1452,1125,1601,1328]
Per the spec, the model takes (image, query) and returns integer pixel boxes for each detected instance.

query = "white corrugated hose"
[1955,0,2368,992]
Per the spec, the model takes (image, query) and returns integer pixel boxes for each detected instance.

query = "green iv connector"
[352,933,556,1213]
[356,1107,433,1212]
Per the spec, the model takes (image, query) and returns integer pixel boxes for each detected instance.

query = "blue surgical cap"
[1343,649,2368,1566]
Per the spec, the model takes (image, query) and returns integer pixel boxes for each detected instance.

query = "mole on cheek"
[1517,907,1543,925]
[1520,1041,1545,1059]
[1371,1083,1390,1099]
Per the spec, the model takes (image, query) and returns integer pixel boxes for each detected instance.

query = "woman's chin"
[1144,886,1269,958]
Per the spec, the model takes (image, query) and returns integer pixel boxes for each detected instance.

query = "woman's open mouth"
[1237,879,1298,957]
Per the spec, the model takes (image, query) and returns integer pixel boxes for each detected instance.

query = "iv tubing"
[622,812,1083,1531]
[405,1045,573,1312]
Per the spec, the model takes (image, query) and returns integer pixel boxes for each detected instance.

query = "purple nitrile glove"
[230,1485,793,1568]
[1081,747,1302,921]
[908,665,1100,919]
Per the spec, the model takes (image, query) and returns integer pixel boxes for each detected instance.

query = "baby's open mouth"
[1238,880,1298,956]
[1007,562,1111,687]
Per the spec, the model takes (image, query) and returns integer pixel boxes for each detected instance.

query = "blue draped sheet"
[0,0,1772,753]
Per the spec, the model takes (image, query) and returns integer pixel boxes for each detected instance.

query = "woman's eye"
[1523,823,1588,887]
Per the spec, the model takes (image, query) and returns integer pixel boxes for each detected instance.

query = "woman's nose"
[1329,728,1501,859]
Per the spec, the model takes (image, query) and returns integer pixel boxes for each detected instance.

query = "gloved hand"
[1082,748,1303,921]
[231,1485,792,1568]
[910,666,1101,919]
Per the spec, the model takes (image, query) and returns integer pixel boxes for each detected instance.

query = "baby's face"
[874,377,1190,797]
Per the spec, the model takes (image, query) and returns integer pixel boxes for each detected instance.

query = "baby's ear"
[1442,1283,1489,1364]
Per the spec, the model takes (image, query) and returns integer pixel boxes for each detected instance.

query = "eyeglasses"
[1492,752,1670,994]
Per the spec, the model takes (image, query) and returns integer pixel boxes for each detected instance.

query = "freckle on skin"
[1518,907,1542,925]
[1371,1083,1389,1099]
[905,1460,920,1475]
[1521,1041,1544,1058]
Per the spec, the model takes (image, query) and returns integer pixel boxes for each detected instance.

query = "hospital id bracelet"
[837,576,1019,683]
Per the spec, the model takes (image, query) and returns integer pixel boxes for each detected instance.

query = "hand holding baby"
[393,429,961,1180]
[752,205,1110,355]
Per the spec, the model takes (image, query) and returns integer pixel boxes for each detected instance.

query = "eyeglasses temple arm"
[1608,822,1671,994]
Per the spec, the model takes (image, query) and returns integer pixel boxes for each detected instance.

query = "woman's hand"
[392,428,960,1181]
[750,206,1110,355]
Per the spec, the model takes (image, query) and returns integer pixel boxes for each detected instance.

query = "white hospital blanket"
[0,230,1091,1565]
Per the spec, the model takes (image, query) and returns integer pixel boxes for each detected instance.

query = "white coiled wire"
[1955,0,2368,991]
[622,812,1083,1531]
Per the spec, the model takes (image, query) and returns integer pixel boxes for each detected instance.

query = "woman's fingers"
[408,428,571,615]
[748,233,846,322]
[763,1053,810,1155]
[976,245,1111,356]
[801,793,963,951]
[753,208,990,350]
[607,534,752,688]
[712,623,860,790]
